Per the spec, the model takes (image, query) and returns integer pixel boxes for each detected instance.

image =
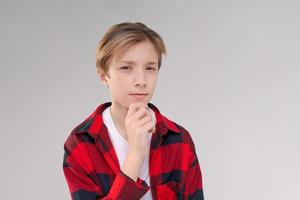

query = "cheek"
[111,77,130,92]
[149,75,158,86]
[116,78,131,88]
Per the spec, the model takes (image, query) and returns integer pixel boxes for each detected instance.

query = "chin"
[129,98,150,106]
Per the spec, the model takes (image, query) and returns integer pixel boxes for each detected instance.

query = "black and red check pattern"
[63,102,204,199]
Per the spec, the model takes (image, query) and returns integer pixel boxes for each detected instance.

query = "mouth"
[129,93,148,99]
[129,93,148,95]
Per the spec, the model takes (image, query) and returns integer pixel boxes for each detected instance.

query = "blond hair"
[96,22,166,76]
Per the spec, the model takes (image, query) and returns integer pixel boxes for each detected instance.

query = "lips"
[129,93,148,100]
[130,93,148,95]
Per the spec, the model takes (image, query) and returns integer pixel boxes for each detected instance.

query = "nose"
[134,69,146,87]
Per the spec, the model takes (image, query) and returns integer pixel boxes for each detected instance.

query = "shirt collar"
[73,102,181,139]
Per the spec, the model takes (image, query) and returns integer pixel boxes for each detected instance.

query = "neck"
[110,101,129,140]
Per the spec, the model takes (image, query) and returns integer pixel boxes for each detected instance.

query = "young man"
[63,22,204,200]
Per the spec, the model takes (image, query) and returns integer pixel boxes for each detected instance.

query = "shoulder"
[160,114,196,147]
[63,115,98,173]
[63,113,97,154]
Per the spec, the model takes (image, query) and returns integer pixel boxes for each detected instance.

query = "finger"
[130,107,150,123]
[126,103,148,119]
[126,103,140,119]
[134,102,149,111]
[136,115,152,127]
[149,126,156,134]
[141,121,156,133]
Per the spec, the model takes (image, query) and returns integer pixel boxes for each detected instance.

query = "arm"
[122,149,144,182]
[63,140,150,200]
[184,133,205,200]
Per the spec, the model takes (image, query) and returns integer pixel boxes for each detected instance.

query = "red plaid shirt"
[63,102,204,200]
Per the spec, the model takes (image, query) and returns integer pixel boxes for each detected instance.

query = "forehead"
[112,40,159,65]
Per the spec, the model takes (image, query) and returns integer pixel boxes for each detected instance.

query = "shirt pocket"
[156,181,182,200]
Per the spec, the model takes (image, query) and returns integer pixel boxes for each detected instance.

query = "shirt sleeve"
[184,132,205,200]
[63,139,150,200]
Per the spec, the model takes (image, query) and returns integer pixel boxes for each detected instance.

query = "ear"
[97,68,109,88]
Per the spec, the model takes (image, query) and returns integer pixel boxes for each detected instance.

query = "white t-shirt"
[102,106,156,200]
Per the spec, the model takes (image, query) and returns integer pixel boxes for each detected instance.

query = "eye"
[120,66,131,70]
[146,66,157,71]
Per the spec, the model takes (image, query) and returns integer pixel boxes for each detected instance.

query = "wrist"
[122,150,144,182]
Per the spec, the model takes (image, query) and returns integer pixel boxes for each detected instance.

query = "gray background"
[0,0,299,199]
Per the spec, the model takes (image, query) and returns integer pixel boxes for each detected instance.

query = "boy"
[63,22,204,200]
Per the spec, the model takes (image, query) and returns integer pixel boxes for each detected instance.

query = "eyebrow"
[119,60,158,65]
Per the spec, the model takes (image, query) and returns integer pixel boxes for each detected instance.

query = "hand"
[124,102,156,157]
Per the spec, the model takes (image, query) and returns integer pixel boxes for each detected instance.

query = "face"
[98,40,160,109]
